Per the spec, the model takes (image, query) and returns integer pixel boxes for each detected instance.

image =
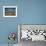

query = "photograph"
[3,6,17,17]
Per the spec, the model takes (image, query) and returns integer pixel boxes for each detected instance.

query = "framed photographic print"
[3,6,17,17]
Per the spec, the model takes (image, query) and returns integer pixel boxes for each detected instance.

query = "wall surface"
[0,0,46,44]
[0,0,18,44]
